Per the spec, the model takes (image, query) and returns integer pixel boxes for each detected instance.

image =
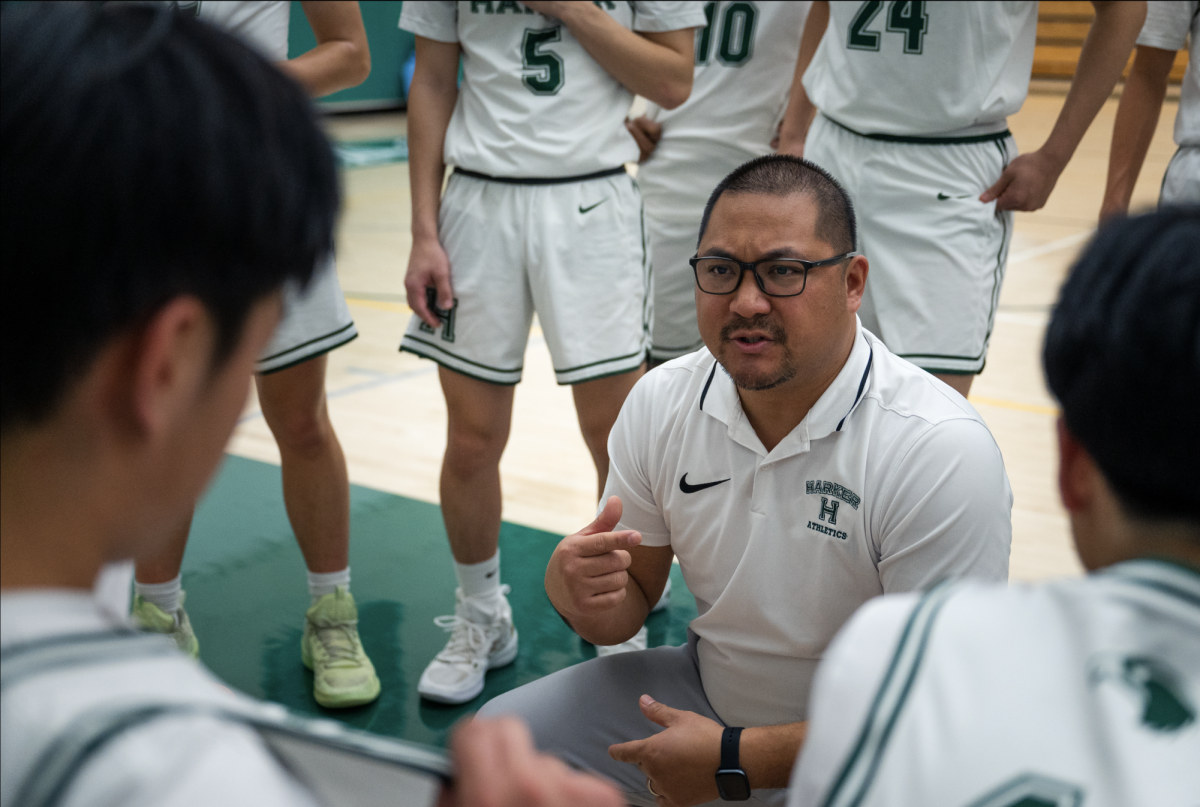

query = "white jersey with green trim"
[639,1,811,211]
[399,1,707,179]
[803,0,1038,137]
[1137,0,1199,147]
[788,559,1200,807]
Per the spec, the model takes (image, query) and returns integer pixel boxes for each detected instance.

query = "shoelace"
[313,621,362,666]
[432,615,491,663]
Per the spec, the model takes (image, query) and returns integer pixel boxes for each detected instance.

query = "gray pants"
[477,633,785,806]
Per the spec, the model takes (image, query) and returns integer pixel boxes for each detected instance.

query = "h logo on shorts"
[418,288,458,342]
[819,497,839,525]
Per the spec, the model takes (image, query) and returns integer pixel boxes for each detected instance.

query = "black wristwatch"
[715,726,751,801]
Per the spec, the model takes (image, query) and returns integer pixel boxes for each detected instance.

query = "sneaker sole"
[418,628,519,705]
[314,676,382,709]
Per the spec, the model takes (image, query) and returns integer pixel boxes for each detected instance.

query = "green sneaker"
[302,587,381,708]
[131,593,200,658]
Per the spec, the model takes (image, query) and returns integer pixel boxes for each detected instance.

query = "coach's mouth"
[727,329,776,354]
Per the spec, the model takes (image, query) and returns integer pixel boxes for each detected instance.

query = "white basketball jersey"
[400,1,707,178]
[196,0,290,61]
[789,559,1200,807]
[1137,1,1199,147]
[639,1,811,214]
[803,0,1038,137]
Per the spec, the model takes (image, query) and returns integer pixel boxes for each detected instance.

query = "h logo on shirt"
[819,497,840,525]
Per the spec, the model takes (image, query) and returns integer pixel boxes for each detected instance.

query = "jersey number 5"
[848,0,928,54]
[522,27,565,95]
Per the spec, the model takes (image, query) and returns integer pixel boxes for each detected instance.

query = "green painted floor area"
[183,455,697,748]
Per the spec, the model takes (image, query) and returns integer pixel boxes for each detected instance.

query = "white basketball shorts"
[805,114,1015,376]
[257,255,357,375]
[1161,145,1200,206]
[400,168,650,385]
[647,213,705,362]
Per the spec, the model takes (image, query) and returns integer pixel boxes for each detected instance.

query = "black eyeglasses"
[689,252,859,297]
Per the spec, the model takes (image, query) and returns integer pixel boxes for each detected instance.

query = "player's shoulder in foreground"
[860,329,986,425]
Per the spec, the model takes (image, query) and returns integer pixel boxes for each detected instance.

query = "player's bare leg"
[135,513,192,585]
[572,366,645,499]
[419,366,518,704]
[257,355,349,574]
[438,367,515,564]
[259,354,378,708]
[934,373,974,398]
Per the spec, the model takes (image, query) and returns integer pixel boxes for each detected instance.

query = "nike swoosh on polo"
[679,473,730,494]
[937,192,973,200]
[579,199,607,214]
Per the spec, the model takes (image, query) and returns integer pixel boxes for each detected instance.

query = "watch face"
[715,770,752,801]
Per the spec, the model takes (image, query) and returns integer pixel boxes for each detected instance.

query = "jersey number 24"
[848,0,928,54]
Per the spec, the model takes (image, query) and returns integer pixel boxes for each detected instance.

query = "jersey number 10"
[696,1,758,67]
[848,0,928,55]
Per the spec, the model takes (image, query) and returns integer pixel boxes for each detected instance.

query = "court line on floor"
[1006,230,1093,265]
[969,395,1059,416]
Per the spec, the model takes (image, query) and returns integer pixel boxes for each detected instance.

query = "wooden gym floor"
[226,84,1182,584]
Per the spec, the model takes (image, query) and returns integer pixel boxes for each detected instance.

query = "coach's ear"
[844,254,868,312]
[127,296,212,439]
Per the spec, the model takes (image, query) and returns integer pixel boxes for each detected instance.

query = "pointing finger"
[608,739,645,765]
[579,530,642,557]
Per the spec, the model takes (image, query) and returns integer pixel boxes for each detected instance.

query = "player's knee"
[268,405,332,458]
[444,424,507,475]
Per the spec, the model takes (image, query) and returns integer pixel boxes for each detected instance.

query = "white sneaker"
[418,586,518,704]
[596,625,648,657]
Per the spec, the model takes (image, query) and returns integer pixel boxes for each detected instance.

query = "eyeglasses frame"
[688,251,860,298]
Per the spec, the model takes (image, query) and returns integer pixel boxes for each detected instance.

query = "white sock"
[308,567,350,603]
[135,575,182,615]
[455,551,500,600]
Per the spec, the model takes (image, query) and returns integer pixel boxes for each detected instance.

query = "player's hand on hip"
[405,235,455,329]
[980,149,1065,212]
[446,716,623,807]
[626,116,663,163]
[608,695,724,807]
[548,496,642,616]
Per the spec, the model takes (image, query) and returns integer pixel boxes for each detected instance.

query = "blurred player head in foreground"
[1044,207,1200,567]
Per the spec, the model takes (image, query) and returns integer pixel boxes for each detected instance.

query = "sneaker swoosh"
[937,192,951,200]
[679,473,730,494]
[579,199,607,214]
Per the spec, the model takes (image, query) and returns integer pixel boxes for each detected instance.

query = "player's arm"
[777,0,829,157]
[404,36,460,327]
[545,497,674,646]
[280,1,370,98]
[522,2,695,109]
[982,0,1146,211]
[1100,45,1176,221]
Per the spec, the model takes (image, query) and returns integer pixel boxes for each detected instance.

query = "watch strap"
[720,726,743,771]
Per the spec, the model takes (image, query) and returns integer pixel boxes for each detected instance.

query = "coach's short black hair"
[1,2,339,432]
[697,155,857,255]
[1043,207,1200,523]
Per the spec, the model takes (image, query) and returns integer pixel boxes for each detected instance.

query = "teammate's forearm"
[406,44,459,241]
[741,722,808,789]
[283,1,370,98]
[1041,1,1146,172]
[553,4,693,109]
[777,0,828,151]
[1101,46,1174,217]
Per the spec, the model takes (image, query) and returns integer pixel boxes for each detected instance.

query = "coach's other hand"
[609,695,724,807]
[979,148,1065,212]
[626,116,663,163]
[547,496,642,618]
[445,716,623,807]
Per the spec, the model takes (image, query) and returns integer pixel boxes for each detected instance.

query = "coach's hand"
[609,695,723,807]
[405,235,455,329]
[980,148,1065,212]
[445,716,623,807]
[547,496,642,619]
[626,116,663,163]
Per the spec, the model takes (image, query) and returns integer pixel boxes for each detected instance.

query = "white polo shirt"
[603,322,1012,727]
[788,559,1200,806]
